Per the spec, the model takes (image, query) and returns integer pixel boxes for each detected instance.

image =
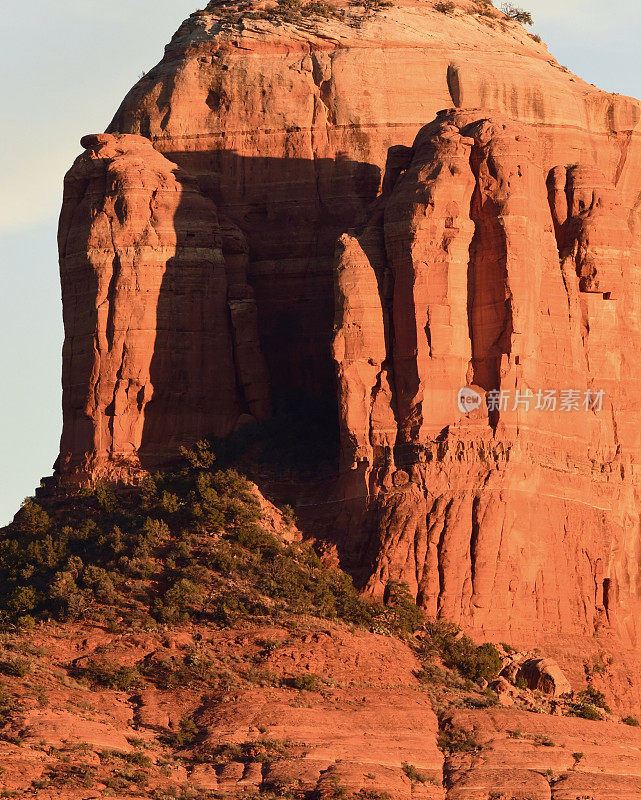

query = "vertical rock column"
[56,133,269,484]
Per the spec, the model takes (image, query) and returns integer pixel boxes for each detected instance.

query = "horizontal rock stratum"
[54,0,641,694]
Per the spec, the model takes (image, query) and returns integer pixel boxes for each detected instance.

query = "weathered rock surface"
[52,0,641,703]
[56,132,269,482]
[3,617,641,798]
[516,658,572,698]
[102,0,641,403]
[442,707,641,799]
[332,109,641,689]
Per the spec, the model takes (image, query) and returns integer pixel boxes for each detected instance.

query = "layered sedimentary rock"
[57,132,269,482]
[54,0,641,668]
[58,0,641,480]
[333,110,641,670]
[103,0,641,402]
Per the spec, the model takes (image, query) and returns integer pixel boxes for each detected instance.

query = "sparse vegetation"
[287,673,322,691]
[500,2,533,24]
[0,655,31,678]
[162,714,201,749]
[463,688,499,709]
[578,686,611,714]
[205,0,397,29]
[380,580,425,636]
[0,683,22,741]
[402,762,429,783]
[206,738,293,765]
[533,734,555,747]
[470,0,495,18]
[33,762,97,790]
[208,0,342,24]
[623,715,640,727]
[418,620,502,685]
[434,1,456,12]
[78,660,143,691]
[437,725,482,753]
[99,749,153,768]
[2,395,614,796]
[570,702,601,721]
[0,439,422,637]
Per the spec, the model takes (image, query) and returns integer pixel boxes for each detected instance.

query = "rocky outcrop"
[516,658,572,698]
[57,1,641,481]
[52,0,641,686]
[102,0,641,405]
[56,132,269,483]
[3,615,641,799]
[332,110,641,669]
[442,707,641,800]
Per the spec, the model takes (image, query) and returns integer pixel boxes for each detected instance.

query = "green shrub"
[463,688,499,709]
[578,686,611,714]
[571,702,601,721]
[287,673,321,691]
[245,666,282,687]
[415,662,453,686]
[180,440,217,470]
[94,484,117,513]
[79,660,142,691]
[37,762,97,789]
[500,2,532,24]
[623,715,640,727]
[0,684,20,721]
[402,762,429,784]
[208,738,291,765]
[99,749,153,768]
[140,653,225,691]
[163,715,200,749]
[420,621,501,684]
[437,726,482,753]
[0,656,31,678]
[14,499,51,537]
[515,674,528,690]
[379,581,424,636]
[0,433,418,639]
[434,1,456,12]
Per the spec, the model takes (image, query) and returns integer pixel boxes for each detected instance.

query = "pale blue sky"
[0,0,639,523]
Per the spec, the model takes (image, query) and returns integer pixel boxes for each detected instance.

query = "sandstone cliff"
[333,109,641,643]
[57,132,269,481]
[62,0,641,471]
[53,0,641,699]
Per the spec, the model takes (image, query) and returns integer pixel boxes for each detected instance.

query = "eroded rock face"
[57,2,641,483]
[333,111,641,658]
[52,1,641,682]
[517,658,572,698]
[56,132,269,483]
[104,0,641,403]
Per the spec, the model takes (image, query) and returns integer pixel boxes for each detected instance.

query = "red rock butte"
[55,0,641,690]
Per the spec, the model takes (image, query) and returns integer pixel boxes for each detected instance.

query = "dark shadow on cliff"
[164,147,381,400]
[138,150,381,550]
